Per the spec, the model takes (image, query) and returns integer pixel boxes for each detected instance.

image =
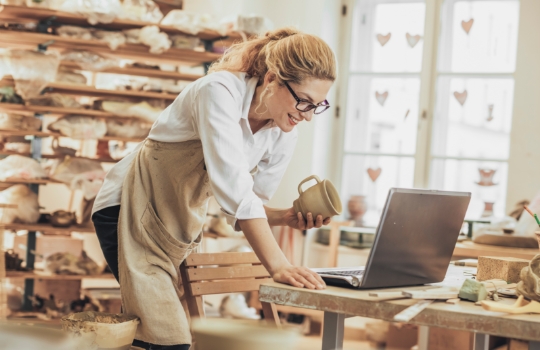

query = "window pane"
[341,154,415,226]
[430,159,508,218]
[439,0,520,73]
[431,77,514,159]
[351,0,426,72]
[345,76,420,155]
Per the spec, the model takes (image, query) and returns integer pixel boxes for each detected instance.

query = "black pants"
[92,206,190,350]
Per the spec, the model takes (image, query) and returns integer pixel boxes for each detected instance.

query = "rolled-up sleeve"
[253,133,298,204]
[192,81,266,228]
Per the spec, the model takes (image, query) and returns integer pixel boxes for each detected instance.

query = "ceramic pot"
[292,175,342,219]
[348,195,367,225]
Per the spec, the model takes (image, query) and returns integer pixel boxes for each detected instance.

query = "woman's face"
[265,76,333,133]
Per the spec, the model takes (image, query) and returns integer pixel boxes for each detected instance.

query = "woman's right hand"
[272,264,326,290]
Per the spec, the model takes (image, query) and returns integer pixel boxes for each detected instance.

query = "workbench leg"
[529,341,540,350]
[474,333,490,350]
[321,312,344,350]
[417,326,429,350]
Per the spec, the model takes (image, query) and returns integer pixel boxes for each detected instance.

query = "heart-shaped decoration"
[406,33,421,48]
[367,167,382,182]
[376,33,391,47]
[461,19,474,34]
[486,104,494,122]
[375,91,389,106]
[476,168,498,186]
[453,90,468,106]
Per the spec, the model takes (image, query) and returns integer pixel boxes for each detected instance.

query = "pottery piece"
[516,254,540,302]
[453,90,468,106]
[50,210,77,227]
[292,175,342,220]
[405,33,421,48]
[348,195,367,226]
[376,33,391,46]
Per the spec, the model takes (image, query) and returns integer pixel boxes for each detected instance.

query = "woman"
[92,27,337,349]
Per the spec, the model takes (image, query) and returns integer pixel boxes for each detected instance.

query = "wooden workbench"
[259,266,540,350]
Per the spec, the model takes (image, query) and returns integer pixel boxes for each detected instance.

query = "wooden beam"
[2,223,95,234]
[0,129,145,142]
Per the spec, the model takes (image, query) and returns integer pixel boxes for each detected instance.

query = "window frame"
[334,0,517,217]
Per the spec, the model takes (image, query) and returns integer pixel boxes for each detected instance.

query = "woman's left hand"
[283,207,331,230]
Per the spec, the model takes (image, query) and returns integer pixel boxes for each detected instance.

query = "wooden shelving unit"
[0,4,243,41]
[0,4,227,315]
[0,177,60,185]
[0,150,118,163]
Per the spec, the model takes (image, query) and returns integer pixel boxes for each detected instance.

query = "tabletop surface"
[259,266,540,341]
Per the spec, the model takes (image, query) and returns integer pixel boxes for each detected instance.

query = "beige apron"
[118,138,212,345]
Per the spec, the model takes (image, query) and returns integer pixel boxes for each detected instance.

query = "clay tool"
[481,295,540,314]
[402,288,459,300]
[451,259,478,267]
[524,205,540,227]
[368,291,408,301]
[393,300,434,322]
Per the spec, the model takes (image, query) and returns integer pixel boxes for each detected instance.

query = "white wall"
[184,0,343,209]
[506,0,540,211]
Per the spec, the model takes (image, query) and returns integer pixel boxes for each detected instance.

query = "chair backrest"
[180,252,279,325]
[182,252,272,296]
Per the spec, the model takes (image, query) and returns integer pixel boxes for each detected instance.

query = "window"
[339,0,520,225]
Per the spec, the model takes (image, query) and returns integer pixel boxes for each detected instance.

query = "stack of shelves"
[0,4,236,317]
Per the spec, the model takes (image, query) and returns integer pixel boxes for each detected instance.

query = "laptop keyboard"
[320,270,364,277]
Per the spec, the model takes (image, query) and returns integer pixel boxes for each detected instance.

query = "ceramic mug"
[292,175,342,219]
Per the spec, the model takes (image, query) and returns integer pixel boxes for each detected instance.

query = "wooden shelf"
[60,61,203,81]
[0,177,59,185]
[6,271,116,280]
[0,150,119,163]
[0,102,154,120]
[1,77,177,100]
[0,4,242,41]
[2,222,95,233]
[0,30,222,66]
[0,129,145,142]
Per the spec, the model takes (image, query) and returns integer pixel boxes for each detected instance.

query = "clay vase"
[348,195,367,226]
[292,175,342,219]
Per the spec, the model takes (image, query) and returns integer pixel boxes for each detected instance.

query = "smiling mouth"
[288,113,300,125]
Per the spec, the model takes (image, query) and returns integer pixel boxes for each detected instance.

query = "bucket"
[61,311,139,350]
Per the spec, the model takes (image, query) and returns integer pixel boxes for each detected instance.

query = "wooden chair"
[327,220,355,268]
[180,252,280,326]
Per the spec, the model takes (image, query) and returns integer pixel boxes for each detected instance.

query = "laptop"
[312,188,471,289]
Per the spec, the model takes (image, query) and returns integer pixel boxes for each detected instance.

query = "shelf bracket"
[37,16,57,34]
[37,40,55,53]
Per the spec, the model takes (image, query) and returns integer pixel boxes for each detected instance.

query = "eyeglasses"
[284,81,330,115]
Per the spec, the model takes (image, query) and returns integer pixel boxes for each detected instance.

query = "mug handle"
[298,175,322,195]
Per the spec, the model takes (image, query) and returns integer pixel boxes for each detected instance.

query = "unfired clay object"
[292,175,342,220]
[516,254,540,302]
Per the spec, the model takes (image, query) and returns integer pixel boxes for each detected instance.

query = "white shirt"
[93,71,298,228]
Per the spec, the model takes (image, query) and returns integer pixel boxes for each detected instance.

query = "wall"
[184,0,343,209]
[506,0,540,211]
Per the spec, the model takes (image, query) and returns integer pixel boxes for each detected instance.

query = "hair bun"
[265,27,299,41]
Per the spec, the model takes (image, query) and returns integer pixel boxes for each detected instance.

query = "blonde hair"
[209,27,336,85]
